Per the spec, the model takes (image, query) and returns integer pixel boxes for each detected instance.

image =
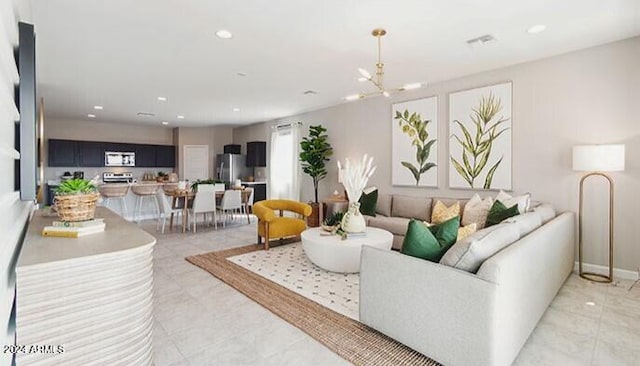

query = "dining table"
[166,188,252,233]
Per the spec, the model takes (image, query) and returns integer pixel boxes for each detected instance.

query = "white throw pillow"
[496,190,531,213]
[439,224,521,273]
[461,194,493,229]
[533,203,556,224]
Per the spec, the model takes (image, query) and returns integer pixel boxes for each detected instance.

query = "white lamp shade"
[572,144,625,172]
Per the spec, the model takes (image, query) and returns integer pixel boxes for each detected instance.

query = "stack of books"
[42,218,106,238]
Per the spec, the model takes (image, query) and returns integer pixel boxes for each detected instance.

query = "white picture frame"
[448,82,512,190]
[392,96,438,187]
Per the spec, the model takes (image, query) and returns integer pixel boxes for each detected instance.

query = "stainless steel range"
[102,172,134,183]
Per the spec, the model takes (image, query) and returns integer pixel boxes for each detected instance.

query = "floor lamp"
[572,144,625,283]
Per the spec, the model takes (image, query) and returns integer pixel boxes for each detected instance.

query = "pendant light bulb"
[358,68,372,80]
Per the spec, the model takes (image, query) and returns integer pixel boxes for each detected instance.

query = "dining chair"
[214,183,226,192]
[155,190,182,234]
[217,190,242,228]
[189,184,217,232]
[241,188,254,217]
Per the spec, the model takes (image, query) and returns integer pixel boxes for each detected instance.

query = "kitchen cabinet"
[244,182,267,203]
[78,141,105,167]
[155,145,176,167]
[246,141,266,167]
[47,139,176,168]
[48,139,78,167]
[135,144,156,167]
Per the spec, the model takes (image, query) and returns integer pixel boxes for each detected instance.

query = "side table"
[321,196,349,223]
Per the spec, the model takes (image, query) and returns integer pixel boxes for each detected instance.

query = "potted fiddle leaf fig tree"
[300,124,333,227]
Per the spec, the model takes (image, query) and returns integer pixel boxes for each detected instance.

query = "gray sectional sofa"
[365,194,466,250]
[359,193,576,366]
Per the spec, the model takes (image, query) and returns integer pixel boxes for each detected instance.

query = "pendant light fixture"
[345,28,423,101]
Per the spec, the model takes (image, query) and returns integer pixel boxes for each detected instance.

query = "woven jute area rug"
[186,245,440,366]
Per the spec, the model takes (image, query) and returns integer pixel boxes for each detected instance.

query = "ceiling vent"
[303,90,318,95]
[137,112,155,117]
[466,34,497,48]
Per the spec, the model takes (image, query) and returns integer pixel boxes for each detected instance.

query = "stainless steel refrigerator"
[215,154,251,184]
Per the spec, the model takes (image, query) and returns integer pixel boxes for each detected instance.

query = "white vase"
[341,202,366,233]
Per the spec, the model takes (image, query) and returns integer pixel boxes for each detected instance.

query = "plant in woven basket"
[54,179,99,222]
[55,179,97,195]
[450,93,510,189]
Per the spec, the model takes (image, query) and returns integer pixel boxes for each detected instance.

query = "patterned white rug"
[227,243,360,320]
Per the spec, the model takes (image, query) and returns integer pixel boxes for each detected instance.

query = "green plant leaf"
[401,161,420,184]
[454,120,475,154]
[483,157,504,189]
[451,157,472,186]
[419,162,436,174]
[474,148,491,177]
[462,150,473,176]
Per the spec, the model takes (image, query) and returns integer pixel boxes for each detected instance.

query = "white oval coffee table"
[301,227,393,273]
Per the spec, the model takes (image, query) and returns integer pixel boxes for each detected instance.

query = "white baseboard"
[573,262,639,281]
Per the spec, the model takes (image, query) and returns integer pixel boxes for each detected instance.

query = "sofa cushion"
[486,200,520,227]
[401,217,460,262]
[367,216,410,236]
[431,200,460,224]
[432,197,467,213]
[359,187,378,217]
[376,194,393,217]
[461,193,493,229]
[502,212,542,237]
[439,223,521,273]
[391,195,432,221]
[533,203,556,224]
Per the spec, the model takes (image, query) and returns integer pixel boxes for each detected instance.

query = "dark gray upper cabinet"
[48,139,78,167]
[78,141,105,167]
[246,141,266,167]
[155,145,175,167]
[48,139,177,168]
[135,144,156,167]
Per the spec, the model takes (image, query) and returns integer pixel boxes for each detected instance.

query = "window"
[269,124,301,200]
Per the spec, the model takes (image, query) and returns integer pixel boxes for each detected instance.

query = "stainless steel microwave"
[105,151,136,167]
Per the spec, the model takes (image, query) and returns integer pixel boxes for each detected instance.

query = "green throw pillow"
[359,189,378,217]
[485,200,520,227]
[401,217,460,262]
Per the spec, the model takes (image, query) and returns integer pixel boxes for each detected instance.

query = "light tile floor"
[145,218,640,366]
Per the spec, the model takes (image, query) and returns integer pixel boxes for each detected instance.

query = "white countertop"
[17,207,156,269]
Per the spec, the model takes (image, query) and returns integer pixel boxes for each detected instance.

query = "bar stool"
[98,184,130,218]
[131,184,160,222]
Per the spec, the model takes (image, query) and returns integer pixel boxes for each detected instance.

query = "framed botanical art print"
[448,82,512,190]
[392,96,438,187]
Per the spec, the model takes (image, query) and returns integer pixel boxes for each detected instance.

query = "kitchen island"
[15,207,156,366]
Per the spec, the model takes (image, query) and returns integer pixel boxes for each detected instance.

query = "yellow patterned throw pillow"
[457,223,477,241]
[431,200,461,224]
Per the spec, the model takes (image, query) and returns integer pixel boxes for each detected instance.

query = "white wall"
[0,0,33,364]
[234,36,640,271]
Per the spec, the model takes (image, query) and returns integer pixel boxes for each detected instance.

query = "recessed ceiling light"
[137,112,155,117]
[93,105,103,110]
[177,115,185,119]
[87,114,96,118]
[303,90,318,95]
[157,96,167,102]
[237,72,247,77]
[232,107,240,112]
[344,94,363,101]
[527,24,547,34]
[215,29,233,39]
[585,301,596,306]
[357,77,368,82]
[161,121,169,125]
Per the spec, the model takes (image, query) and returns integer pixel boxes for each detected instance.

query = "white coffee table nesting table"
[301,227,393,273]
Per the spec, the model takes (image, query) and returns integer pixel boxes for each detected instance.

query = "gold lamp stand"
[578,172,614,283]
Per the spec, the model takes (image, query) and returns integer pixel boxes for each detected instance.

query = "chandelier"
[345,28,423,101]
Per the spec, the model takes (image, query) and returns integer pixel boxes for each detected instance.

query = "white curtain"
[269,124,301,201]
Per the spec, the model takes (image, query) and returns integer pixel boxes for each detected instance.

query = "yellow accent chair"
[253,200,312,250]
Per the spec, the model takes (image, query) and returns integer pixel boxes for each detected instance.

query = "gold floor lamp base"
[578,172,614,283]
